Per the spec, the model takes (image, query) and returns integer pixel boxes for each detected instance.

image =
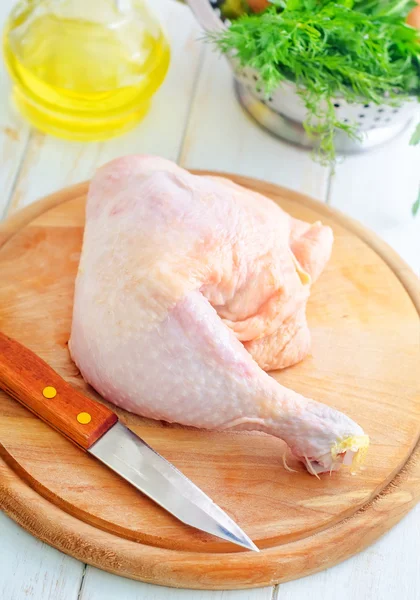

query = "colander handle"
[186,0,226,32]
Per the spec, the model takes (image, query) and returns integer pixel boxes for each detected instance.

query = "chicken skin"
[69,156,368,474]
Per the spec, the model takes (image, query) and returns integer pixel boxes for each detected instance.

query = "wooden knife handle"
[0,332,118,450]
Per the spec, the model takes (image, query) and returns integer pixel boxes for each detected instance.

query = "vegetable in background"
[210,0,420,170]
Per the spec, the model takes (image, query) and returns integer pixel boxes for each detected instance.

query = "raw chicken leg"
[69,156,368,474]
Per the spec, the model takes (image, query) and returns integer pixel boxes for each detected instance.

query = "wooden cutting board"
[0,173,419,590]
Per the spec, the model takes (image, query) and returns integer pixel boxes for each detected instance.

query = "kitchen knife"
[0,332,258,552]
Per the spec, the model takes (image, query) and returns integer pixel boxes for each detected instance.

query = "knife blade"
[0,332,258,552]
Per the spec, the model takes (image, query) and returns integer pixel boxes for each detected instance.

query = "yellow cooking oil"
[3,0,170,141]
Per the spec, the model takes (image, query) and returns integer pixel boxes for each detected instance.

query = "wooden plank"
[0,0,30,218]
[1,173,419,590]
[278,504,420,600]
[0,512,83,600]
[6,0,203,214]
[178,47,329,202]
[328,121,420,272]
[79,567,273,600]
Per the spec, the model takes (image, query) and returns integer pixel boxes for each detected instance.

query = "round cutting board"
[0,174,419,590]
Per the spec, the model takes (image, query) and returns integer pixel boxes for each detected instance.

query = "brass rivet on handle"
[77,412,92,425]
[42,386,57,399]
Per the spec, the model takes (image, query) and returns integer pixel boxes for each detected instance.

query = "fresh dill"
[208,0,420,166]
[413,187,420,215]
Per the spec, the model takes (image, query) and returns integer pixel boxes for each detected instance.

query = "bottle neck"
[114,0,135,12]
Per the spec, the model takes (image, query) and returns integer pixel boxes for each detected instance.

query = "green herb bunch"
[209,0,420,166]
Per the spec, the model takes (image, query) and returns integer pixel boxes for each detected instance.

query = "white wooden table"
[1,1,419,598]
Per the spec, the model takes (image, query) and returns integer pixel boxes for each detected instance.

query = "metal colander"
[187,0,419,154]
